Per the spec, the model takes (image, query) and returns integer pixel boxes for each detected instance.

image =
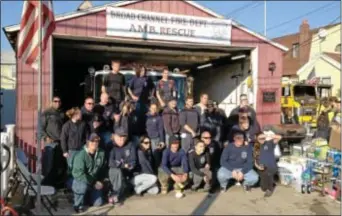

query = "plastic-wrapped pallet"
[277,158,307,192]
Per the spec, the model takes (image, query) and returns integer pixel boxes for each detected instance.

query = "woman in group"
[146,103,165,168]
[128,66,155,135]
[60,107,89,170]
[133,136,159,196]
[113,101,132,138]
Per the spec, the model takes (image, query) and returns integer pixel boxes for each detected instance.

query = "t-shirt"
[156,79,176,102]
[129,76,154,102]
[259,141,276,169]
[103,72,126,102]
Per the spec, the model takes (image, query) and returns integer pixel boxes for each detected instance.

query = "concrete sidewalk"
[33,186,341,215]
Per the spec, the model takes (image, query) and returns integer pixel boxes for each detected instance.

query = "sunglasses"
[53,100,61,103]
[142,141,151,144]
[202,137,211,139]
[87,102,94,105]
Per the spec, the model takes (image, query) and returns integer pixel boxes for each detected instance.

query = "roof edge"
[232,21,289,52]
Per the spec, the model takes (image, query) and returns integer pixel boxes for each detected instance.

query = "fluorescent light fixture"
[231,54,246,61]
[197,63,212,69]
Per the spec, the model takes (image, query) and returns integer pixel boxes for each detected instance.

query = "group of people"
[40,60,282,213]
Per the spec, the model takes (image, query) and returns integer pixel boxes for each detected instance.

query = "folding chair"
[15,148,57,216]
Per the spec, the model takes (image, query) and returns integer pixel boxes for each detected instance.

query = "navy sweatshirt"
[108,141,137,176]
[220,143,253,174]
[137,149,155,175]
[161,148,189,175]
[179,108,200,134]
[259,141,277,169]
[146,113,165,141]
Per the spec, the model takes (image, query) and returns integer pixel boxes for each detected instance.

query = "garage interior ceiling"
[54,38,252,70]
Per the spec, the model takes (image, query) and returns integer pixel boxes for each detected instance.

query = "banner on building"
[106,7,232,46]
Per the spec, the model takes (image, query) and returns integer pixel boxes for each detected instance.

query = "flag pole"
[36,0,43,213]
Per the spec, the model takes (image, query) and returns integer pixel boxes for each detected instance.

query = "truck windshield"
[293,85,316,97]
[94,73,186,109]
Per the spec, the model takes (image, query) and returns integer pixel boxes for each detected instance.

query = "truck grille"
[303,108,316,116]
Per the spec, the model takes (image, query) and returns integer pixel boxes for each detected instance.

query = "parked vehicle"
[90,69,192,110]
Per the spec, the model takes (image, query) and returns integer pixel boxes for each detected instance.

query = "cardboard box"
[329,125,341,151]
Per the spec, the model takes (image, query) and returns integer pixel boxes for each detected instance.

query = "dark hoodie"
[162,107,180,136]
[40,107,65,141]
[108,141,137,177]
[205,141,221,169]
[228,123,260,145]
[93,103,116,129]
[60,120,89,153]
[202,110,224,142]
[146,113,165,141]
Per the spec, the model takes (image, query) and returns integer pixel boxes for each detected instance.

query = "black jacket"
[60,120,89,153]
[41,107,65,141]
[81,106,94,128]
[202,111,224,142]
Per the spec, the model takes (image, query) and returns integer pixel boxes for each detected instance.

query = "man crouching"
[71,133,106,213]
[217,129,258,192]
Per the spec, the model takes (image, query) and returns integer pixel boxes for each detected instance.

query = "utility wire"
[267,2,338,32]
[225,2,260,18]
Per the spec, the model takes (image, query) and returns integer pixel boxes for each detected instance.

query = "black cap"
[88,133,100,141]
[169,135,180,145]
[115,128,128,137]
[231,127,245,137]
[207,100,214,107]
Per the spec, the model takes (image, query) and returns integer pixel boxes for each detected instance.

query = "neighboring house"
[1,50,16,89]
[274,20,341,96]
[1,50,16,129]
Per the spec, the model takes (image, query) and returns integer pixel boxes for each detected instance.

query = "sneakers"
[175,191,185,199]
[264,189,274,197]
[243,185,251,192]
[74,206,84,213]
[220,187,227,193]
[108,195,119,205]
[235,182,241,186]
[161,188,168,195]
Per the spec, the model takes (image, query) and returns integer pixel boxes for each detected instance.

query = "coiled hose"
[0,143,11,173]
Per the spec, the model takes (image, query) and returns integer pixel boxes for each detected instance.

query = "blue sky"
[1,1,340,51]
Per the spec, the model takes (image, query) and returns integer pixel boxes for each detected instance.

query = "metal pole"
[264,0,267,36]
[36,0,43,213]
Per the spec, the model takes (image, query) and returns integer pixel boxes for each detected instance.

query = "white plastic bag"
[274,144,282,158]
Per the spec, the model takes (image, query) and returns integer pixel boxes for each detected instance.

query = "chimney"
[77,0,93,11]
[299,19,310,66]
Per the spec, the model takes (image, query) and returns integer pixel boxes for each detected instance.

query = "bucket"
[278,167,293,186]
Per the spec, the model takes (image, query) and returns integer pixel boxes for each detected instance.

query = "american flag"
[17,0,55,70]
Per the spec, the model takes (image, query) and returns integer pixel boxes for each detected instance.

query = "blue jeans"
[217,167,259,188]
[71,179,103,208]
[67,150,80,171]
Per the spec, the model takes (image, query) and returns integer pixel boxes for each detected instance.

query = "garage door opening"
[53,37,250,111]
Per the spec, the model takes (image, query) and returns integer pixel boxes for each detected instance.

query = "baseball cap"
[88,133,100,142]
[115,128,128,137]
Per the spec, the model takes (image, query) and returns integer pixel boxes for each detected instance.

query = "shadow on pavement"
[190,192,220,215]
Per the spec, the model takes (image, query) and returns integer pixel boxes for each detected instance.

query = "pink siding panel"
[232,27,283,127]
[96,11,106,37]
[86,13,97,37]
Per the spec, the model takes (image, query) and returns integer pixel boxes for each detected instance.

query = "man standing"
[81,96,95,128]
[156,68,177,108]
[71,133,106,213]
[40,96,66,187]
[230,94,256,122]
[195,93,209,127]
[179,96,200,152]
[217,129,258,192]
[102,60,127,111]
